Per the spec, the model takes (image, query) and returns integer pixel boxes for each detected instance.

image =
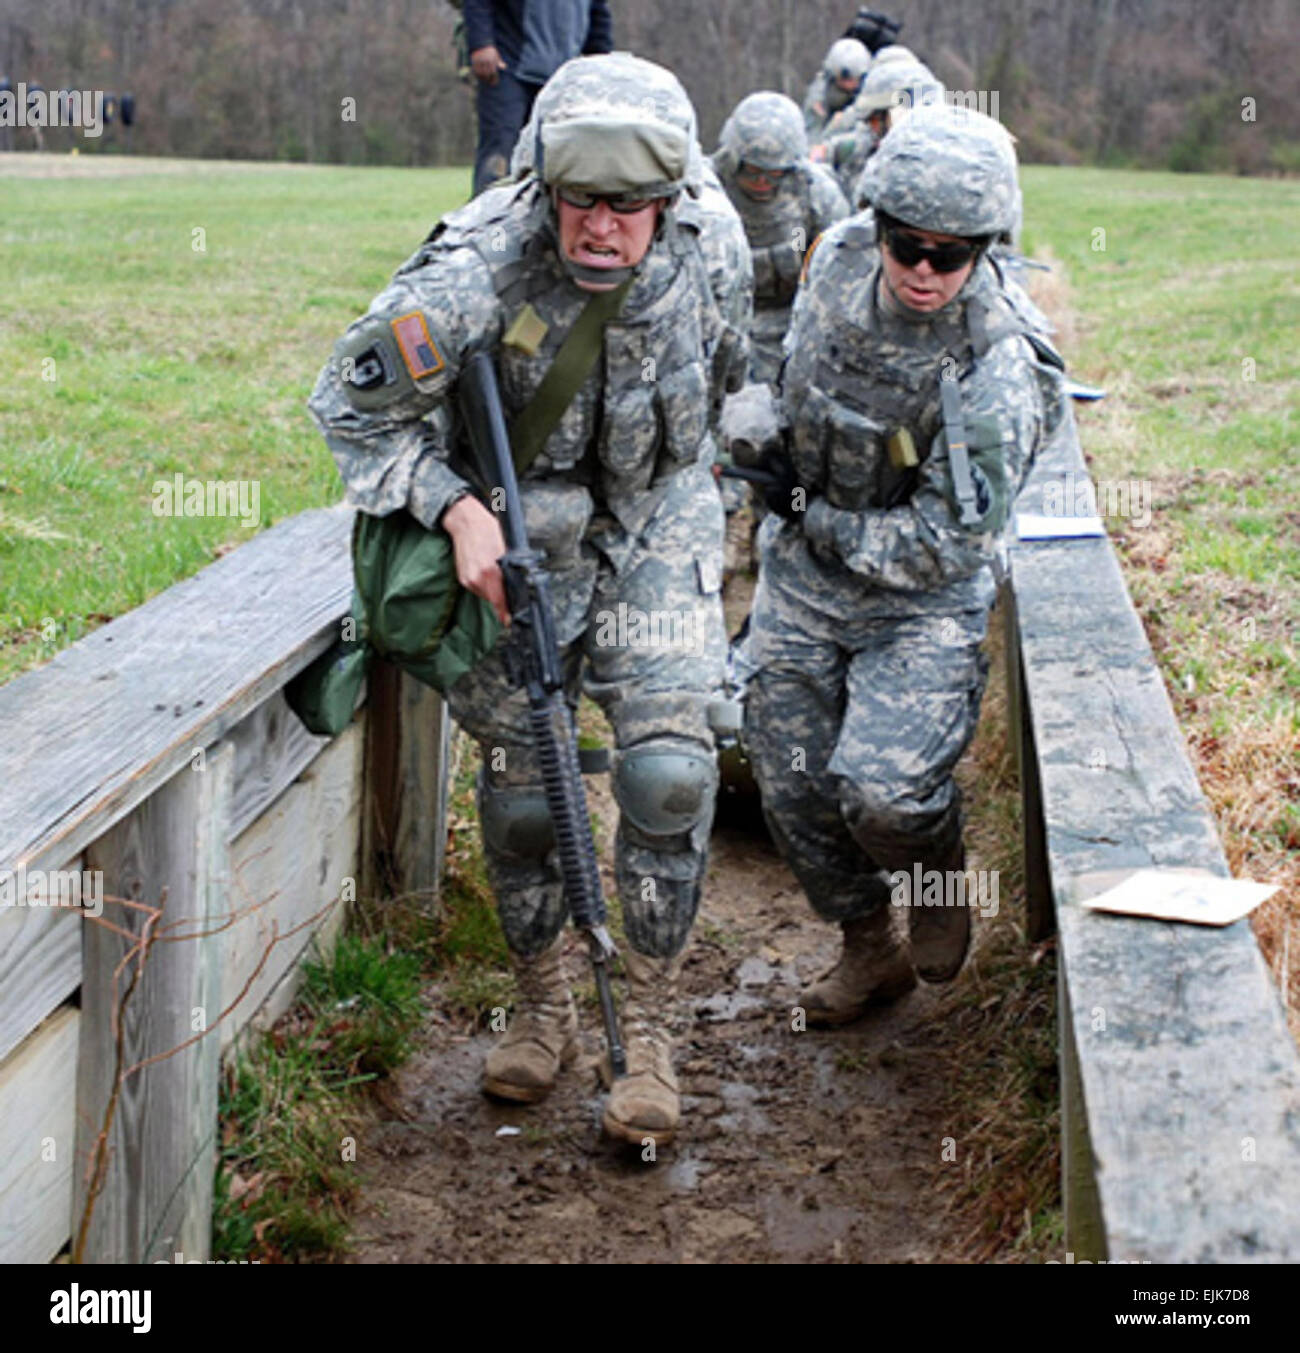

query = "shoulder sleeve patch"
[390,311,445,381]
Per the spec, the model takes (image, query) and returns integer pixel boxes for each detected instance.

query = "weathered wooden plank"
[0,505,354,879]
[221,720,363,1052]
[0,1005,79,1264]
[74,743,233,1264]
[0,852,84,1064]
[1011,409,1300,1261]
[361,664,449,901]
[1059,952,1105,1260]
[227,690,332,841]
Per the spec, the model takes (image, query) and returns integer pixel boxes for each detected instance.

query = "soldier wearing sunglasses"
[740,103,1067,1022]
[310,54,752,1146]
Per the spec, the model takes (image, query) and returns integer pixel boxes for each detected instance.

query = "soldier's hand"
[471,45,507,85]
[442,495,510,626]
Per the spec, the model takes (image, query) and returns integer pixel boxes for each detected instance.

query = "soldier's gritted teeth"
[554,193,662,291]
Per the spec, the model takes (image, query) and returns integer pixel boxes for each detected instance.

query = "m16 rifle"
[459,351,627,1080]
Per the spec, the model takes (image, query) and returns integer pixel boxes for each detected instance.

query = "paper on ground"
[1016,512,1106,540]
[1078,868,1278,926]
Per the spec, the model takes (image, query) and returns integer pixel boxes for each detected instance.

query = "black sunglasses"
[555,186,657,214]
[879,218,981,273]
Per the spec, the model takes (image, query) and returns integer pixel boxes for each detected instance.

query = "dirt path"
[346,704,961,1262]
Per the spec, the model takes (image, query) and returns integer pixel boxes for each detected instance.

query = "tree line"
[1,0,1296,174]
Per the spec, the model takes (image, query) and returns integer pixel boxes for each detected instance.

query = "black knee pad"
[612,739,718,839]
[477,775,555,862]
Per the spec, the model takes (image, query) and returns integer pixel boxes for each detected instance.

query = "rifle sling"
[507,278,632,474]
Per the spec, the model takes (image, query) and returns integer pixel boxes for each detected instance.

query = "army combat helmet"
[529,52,695,202]
[822,37,871,111]
[859,101,1019,239]
[715,91,808,180]
[854,59,944,120]
[523,53,699,285]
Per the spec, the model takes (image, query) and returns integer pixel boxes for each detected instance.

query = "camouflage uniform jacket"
[308,177,751,612]
[712,159,848,311]
[770,214,1066,620]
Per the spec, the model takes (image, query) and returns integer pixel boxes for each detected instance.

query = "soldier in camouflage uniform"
[309,53,751,1145]
[801,37,871,141]
[825,60,945,205]
[710,92,847,583]
[711,92,849,387]
[740,104,1066,1022]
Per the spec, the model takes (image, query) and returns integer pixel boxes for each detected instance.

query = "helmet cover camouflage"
[719,91,808,173]
[530,53,697,198]
[854,60,944,116]
[859,101,1019,237]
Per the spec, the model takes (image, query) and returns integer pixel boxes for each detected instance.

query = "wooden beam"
[74,742,232,1264]
[361,664,449,902]
[0,854,82,1064]
[221,721,363,1052]
[0,505,353,880]
[1011,407,1300,1261]
[227,690,331,841]
[0,1006,79,1263]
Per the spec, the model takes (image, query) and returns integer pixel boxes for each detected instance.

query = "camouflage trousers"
[741,529,990,922]
[747,307,792,388]
[443,466,727,959]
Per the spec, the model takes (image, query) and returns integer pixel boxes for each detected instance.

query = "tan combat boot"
[481,935,580,1103]
[799,905,917,1027]
[602,949,681,1148]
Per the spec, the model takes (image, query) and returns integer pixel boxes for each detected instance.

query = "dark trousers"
[473,70,540,196]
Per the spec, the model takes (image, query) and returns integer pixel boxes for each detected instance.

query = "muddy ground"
[347,823,964,1264]
[345,577,977,1265]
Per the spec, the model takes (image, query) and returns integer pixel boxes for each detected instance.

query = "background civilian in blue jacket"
[465,0,613,195]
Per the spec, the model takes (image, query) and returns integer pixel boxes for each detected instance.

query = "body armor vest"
[406,180,725,538]
[783,222,1040,513]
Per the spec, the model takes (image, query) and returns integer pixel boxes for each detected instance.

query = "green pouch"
[355,507,501,692]
[284,598,370,737]
[284,510,502,737]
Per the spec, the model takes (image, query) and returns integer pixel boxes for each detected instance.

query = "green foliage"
[212,932,428,1262]
[1166,91,1238,174]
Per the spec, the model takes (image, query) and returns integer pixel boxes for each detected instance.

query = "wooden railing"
[0,504,450,1263]
[1005,406,1300,1261]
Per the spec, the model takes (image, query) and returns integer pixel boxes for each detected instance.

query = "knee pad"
[613,739,718,838]
[478,777,555,862]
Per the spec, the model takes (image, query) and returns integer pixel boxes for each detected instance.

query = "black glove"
[760,449,803,522]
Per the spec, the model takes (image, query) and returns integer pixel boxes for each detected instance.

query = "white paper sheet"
[1015,512,1107,540]
[1078,868,1279,926]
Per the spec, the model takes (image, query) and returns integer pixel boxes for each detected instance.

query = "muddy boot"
[799,905,917,1027]
[482,936,580,1103]
[602,950,681,1148]
[908,844,973,984]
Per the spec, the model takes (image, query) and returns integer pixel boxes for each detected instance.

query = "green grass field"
[0,157,471,681]
[3,159,1296,679]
